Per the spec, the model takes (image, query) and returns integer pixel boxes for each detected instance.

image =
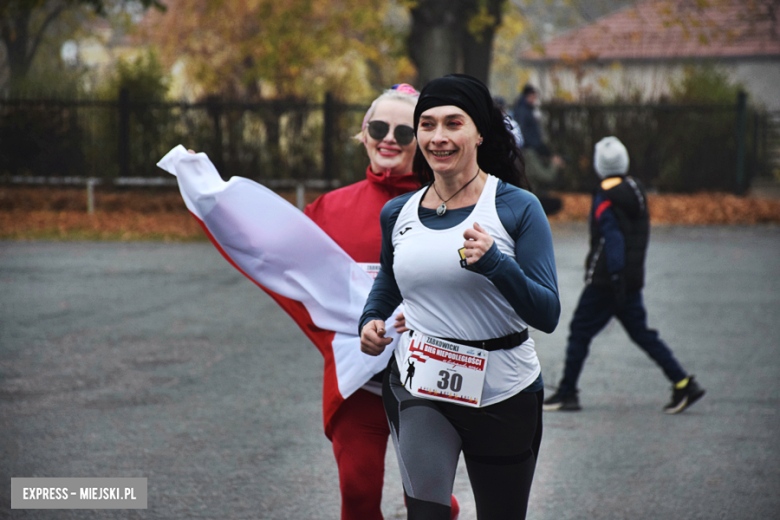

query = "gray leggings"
[383,358,543,520]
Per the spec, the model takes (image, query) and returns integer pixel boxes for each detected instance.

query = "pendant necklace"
[432,168,481,217]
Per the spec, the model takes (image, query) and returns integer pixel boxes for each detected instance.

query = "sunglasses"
[367,120,416,146]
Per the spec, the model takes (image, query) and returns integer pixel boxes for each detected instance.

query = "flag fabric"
[157,145,399,437]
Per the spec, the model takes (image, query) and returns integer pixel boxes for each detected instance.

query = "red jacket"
[304,166,420,262]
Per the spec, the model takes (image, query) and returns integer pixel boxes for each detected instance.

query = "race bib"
[401,331,489,407]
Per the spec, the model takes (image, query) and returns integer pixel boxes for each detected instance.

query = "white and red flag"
[157,145,398,437]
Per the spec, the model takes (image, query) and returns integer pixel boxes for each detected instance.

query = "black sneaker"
[663,375,705,414]
[543,390,581,411]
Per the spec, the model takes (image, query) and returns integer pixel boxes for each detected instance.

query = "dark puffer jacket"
[585,176,649,292]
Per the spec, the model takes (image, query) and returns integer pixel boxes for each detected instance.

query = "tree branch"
[25,2,67,71]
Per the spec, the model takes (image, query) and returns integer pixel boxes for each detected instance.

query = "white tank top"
[391,174,541,404]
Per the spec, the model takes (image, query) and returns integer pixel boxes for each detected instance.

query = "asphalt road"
[1,223,779,520]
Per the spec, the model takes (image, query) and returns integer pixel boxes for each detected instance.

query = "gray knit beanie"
[594,136,629,178]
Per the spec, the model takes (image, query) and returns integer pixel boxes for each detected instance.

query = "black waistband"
[413,329,529,353]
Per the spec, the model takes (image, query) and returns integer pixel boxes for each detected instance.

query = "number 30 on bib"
[401,331,489,408]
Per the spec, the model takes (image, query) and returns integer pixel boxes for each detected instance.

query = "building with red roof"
[518,0,780,109]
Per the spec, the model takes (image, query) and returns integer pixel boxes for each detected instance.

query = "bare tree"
[0,0,164,93]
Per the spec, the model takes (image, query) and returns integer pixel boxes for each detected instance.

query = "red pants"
[330,388,390,520]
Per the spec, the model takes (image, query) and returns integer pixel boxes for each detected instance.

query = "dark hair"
[413,100,531,191]
[522,84,537,97]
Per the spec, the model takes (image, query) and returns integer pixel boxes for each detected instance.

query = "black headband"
[413,74,493,138]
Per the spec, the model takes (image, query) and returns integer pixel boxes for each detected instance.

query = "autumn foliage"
[548,192,780,225]
[140,0,414,101]
[2,187,779,242]
[0,187,322,240]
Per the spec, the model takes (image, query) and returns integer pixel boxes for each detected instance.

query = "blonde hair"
[354,87,419,143]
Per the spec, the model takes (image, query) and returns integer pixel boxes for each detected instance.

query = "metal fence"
[1,90,777,194]
[0,90,368,187]
[540,95,777,194]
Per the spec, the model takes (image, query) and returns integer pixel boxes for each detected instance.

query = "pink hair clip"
[392,83,420,97]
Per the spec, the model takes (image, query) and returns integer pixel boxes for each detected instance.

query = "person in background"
[304,84,460,520]
[543,136,705,414]
[361,74,560,520]
[512,84,562,215]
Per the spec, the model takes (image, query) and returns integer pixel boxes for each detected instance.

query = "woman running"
[360,74,560,520]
